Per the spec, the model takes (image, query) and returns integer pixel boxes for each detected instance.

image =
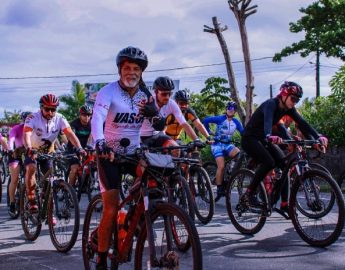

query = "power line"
[0,57,273,80]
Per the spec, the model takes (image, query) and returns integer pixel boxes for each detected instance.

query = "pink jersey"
[8,124,24,150]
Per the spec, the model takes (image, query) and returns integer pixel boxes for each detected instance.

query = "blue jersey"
[203,115,243,143]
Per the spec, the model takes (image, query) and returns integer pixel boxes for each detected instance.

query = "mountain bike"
[69,146,99,202]
[20,152,80,252]
[82,139,202,269]
[203,149,248,202]
[226,139,345,247]
[153,142,215,224]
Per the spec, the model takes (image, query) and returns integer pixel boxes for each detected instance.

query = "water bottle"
[117,208,128,249]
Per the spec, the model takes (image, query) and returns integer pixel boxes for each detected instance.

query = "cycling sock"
[97,251,107,265]
[281,201,288,207]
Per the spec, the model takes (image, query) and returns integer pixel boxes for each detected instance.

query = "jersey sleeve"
[186,108,198,122]
[233,118,244,135]
[59,114,71,132]
[170,100,187,125]
[24,113,36,131]
[263,99,277,137]
[91,86,112,142]
[202,115,221,133]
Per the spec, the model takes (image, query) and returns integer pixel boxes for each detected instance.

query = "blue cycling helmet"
[226,101,237,110]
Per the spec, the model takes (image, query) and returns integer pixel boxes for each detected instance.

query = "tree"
[200,77,231,115]
[59,80,86,121]
[273,0,345,62]
[273,0,345,97]
[329,65,345,107]
[0,109,21,125]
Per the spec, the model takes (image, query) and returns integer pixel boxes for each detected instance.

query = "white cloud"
[0,0,342,117]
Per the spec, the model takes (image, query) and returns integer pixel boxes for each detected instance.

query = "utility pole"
[270,84,273,98]
[316,49,320,97]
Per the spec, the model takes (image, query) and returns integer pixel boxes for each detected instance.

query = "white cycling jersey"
[91,81,152,154]
[140,96,187,137]
[24,111,70,151]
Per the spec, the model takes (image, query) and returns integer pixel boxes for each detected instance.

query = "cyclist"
[241,81,328,207]
[66,104,93,188]
[0,132,8,152]
[165,89,211,142]
[91,46,161,270]
[140,77,203,151]
[7,111,31,218]
[23,94,85,213]
[203,101,244,197]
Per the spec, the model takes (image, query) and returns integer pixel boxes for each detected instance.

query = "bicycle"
[153,142,215,224]
[226,139,345,247]
[67,146,99,202]
[82,139,202,269]
[0,150,10,203]
[20,152,80,252]
[121,144,197,222]
[203,145,248,202]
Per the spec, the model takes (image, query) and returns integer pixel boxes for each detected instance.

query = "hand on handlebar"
[314,136,328,153]
[95,139,114,161]
[267,135,283,144]
[26,148,38,159]
[192,138,206,148]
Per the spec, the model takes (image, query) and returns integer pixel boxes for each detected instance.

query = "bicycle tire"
[19,184,42,241]
[86,169,100,202]
[291,164,334,218]
[168,175,195,221]
[202,161,217,185]
[82,194,104,270]
[135,202,202,270]
[337,170,345,196]
[7,176,21,219]
[48,179,80,253]
[189,165,214,224]
[290,169,345,247]
[225,168,267,235]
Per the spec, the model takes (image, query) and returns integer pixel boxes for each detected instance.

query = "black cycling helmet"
[226,101,237,110]
[20,111,32,121]
[279,81,303,98]
[153,76,175,91]
[174,90,190,102]
[79,104,93,115]
[116,46,148,71]
[39,94,60,107]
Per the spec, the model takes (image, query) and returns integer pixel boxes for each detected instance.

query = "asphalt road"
[0,182,344,270]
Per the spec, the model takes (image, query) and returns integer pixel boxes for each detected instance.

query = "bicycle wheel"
[168,175,195,221]
[135,202,202,270]
[202,161,217,185]
[48,179,80,252]
[87,169,100,202]
[189,165,214,224]
[225,168,267,235]
[82,194,108,270]
[337,170,345,196]
[20,184,42,241]
[290,169,345,247]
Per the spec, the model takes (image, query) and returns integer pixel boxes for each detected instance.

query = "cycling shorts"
[211,142,236,158]
[24,155,53,175]
[141,132,172,148]
[97,156,137,192]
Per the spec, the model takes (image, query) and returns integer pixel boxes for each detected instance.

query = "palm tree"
[59,80,86,121]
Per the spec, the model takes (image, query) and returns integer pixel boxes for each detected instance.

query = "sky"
[0,0,342,116]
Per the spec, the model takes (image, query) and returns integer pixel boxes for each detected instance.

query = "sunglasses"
[290,96,300,104]
[81,113,92,117]
[178,101,189,106]
[42,107,57,112]
[226,106,235,111]
[158,91,172,97]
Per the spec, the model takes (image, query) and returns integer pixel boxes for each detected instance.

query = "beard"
[122,77,140,88]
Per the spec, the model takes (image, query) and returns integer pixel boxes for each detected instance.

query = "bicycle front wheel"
[82,194,105,270]
[290,169,345,247]
[48,179,80,253]
[225,168,267,235]
[135,202,202,270]
[20,183,42,241]
[189,165,214,224]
